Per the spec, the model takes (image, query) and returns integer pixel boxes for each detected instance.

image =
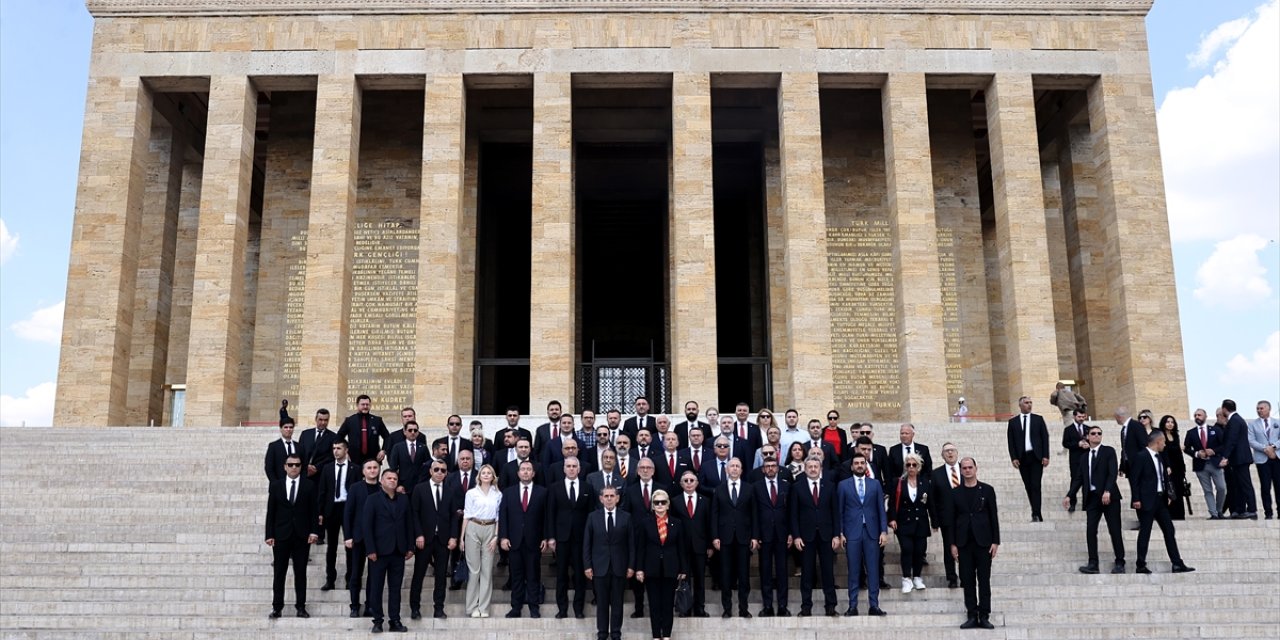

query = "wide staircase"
[1,422,1277,639]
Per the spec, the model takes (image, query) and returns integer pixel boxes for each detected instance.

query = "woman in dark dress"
[635,489,688,640]
[887,452,933,592]
[1159,415,1188,520]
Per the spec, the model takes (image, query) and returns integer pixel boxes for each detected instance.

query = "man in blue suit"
[837,452,888,617]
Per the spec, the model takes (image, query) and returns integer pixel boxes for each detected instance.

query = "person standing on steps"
[947,457,999,630]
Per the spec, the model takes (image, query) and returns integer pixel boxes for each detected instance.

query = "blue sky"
[1,0,1277,425]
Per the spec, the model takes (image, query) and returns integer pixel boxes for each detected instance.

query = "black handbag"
[452,559,470,585]
[674,577,693,615]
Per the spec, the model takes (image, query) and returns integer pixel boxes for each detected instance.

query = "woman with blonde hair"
[461,463,502,617]
[635,489,688,640]
[887,452,933,593]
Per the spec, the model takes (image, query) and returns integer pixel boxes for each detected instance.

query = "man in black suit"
[501,438,545,489]
[386,421,428,493]
[753,457,791,617]
[432,414,472,470]
[583,486,634,640]
[746,443,794,484]
[541,413,582,467]
[1006,396,1051,522]
[318,440,360,591]
[587,448,625,498]
[802,419,839,471]
[1221,398,1259,519]
[494,405,533,455]
[1184,408,1228,519]
[444,448,477,590]
[711,458,757,618]
[671,470,711,617]
[1129,431,1195,574]
[947,457,1000,630]
[264,453,320,618]
[623,396,657,442]
[546,456,595,619]
[621,457,665,617]
[380,407,417,459]
[728,404,763,465]
[547,438,594,484]
[408,460,458,619]
[928,442,963,588]
[362,468,415,633]
[337,394,390,467]
[299,409,337,479]
[533,400,564,459]
[500,461,550,618]
[887,423,934,480]
[653,431,688,488]
[1063,425,1126,574]
[854,437,885,484]
[1061,409,1091,513]
[264,421,298,482]
[680,428,711,483]
[854,424,891,468]
[675,400,713,449]
[344,459,381,617]
[790,458,840,617]
[1114,407,1147,477]
[633,428,658,464]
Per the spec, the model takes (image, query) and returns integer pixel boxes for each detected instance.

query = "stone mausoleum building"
[56,0,1187,427]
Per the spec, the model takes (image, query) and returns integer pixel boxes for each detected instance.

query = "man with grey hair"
[1115,407,1146,477]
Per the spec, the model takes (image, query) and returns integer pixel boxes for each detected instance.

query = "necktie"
[450,437,457,460]
[286,441,294,456]
[738,423,745,440]
[1089,449,1097,490]
[605,473,612,487]
[658,515,667,545]
[693,449,701,471]
[643,484,650,510]
[949,466,959,488]
[1155,455,1165,494]
[288,479,296,504]
[905,445,911,460]
[719,461,725,482]
[769,480,777,506]
[669,454,676,478]
[857,477,864,500]
[336,463,345,500]
[409,442,416,461]
[811,482,819,505]
[606,510,614,532]
[1077,424,1083,439]
[434,483,442,509]
[569,480,577,503]
[731,482,738,504]
[522,486,529,512]
[361,416,369,454]
[687,495,695,517]
[1200,427,1207,449]
[462,472,469,492]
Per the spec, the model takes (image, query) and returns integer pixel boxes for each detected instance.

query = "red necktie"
[668,454,676,478]
[361,416,369,454]
[1200,427,1207,449]
[643,484,650,510]
[521,486,529,512]
[811,482,819,505]
[462,473,469,492]
[738,423,745,440]
[693,450,701,471]
[687,496,694,517]
[770,480,777,506]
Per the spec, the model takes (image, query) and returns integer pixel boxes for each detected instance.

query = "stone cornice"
[86,1,1156,18]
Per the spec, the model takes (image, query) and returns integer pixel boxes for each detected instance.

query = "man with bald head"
[547,456,594,618]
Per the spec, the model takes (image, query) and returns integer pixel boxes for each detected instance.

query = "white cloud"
[1222,331,1280,384]
[0,218,17,264]
[11,300,65,345]
[0,381,56,427]
[1193,234,1275,307]
[1188,16,1252,68]
[1159,0,1280,244]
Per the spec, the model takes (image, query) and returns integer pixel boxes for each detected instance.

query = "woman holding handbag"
[887,452,933,593]
[635,489,688,640]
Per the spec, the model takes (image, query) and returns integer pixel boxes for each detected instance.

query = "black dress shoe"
[529,608,541,619]
[449,583,463,591]
[1111,563,1126,574]
[575,611,585,619]
[350,606,360,618]
[1078,564,1099,574]
[978,617,995,629]
[296,607,310,618]
[1032,515,1043,523]
[371,622,384,633]
[798,608,812,617]
[878,581,889,590]
[505,610,521,618]
[825,607,839,617]
[739,610,752,619]
[777,607,792,617]
[364,605,376,617]
[1172,564,1196,573]
[434,610,447,619]
[410,609,422,620]
[388,621,409,633]
[947,578,959,589]
[868,607,886,616]
[555,611,568,619]
[843,606,858,617]
[1135,564,1151,574]
[320,581,336,591]
[961,617,978,629]
[721,611,732,619]
[759,607,775,617]
[1230,513,1248,519]
[269,609,282,619]
[631,609,645,619]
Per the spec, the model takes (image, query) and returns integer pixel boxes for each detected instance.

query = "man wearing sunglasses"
[410,461,459,619]
[1063,426,1126,575]
[265,454,320,619]
[432,414,473,470]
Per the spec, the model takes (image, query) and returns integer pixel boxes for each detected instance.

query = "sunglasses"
[285,463,301,468]
[827,417,838,421]
[431,468,447,473]
[715,444,729,448]
[652,500,669,505]
[906,463,919,468]
[448,422,462,426]
[681,478,697,483]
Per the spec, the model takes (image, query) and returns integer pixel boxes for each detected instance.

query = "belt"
[471,518,496,526]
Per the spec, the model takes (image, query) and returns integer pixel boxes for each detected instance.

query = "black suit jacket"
[886,443,934,480]
[545,478,596,543]
[1061,422,1089,470]
[1127,447,1169,511]
[583,509,633,577]
[698,456,734,491]
[361,490,415,556]
[533,422,555,458]
[1120,418,1147,466]
[886,476,933,537]
[928,464,959,528]
[802,440,839,471]
[947,482,1000,548]
[299,428,338,472]
[670,491,711,553]
[387,441,430,490]
[343,481,379,543]
[500,458,546,489]
[711,479,757,543]
[623,415,657,442]
[1067,445,1123,506]
[622,480,669,515]
[318,459,363,524]
[751,476,791,543]
[789,477,838,542]
[410,480,460,543]
[432,434,474,469]
[674,420,713,449]
[1006,413,1051,461]
[337,412,390,465]
[1183,424,1225,472]
[652,450,690,487]
[634,514,689,578]
[499,483,549,548]
[265,476,321,542]
[264,439,298,482]
[1224,413,1254,466]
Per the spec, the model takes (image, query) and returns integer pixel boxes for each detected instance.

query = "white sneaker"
[901,578,913,594]
[913,577,927,590]
[471,610,481,618]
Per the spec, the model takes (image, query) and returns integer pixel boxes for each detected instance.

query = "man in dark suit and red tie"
[264,453,320,619]
[789,458,840,617]
[499,460,550,618]
[337,394,390,467]
[1063,425,1126,574]
[670,470,711,618]
[1006,396,1050,522]
[753,456,792,617]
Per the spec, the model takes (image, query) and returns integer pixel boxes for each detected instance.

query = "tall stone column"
[528,73,576,411]
[54,76,153,426]
[1087,74,1188,411]
[984,74,1061,407]
[298,75,362,417]
[414,74,468,421]
[777,73,834,415]
[1041,160,1079,381]
[669,72,719,406]
[184,75,257,427]
[882,73,948,421]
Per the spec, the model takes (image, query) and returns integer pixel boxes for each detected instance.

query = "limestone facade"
[55,1,1186,426]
